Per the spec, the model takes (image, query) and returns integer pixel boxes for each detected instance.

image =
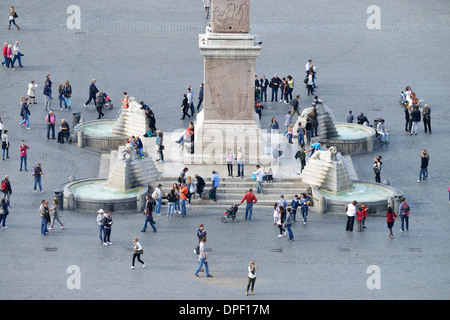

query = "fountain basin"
[312,182,402,215]
[63,178,147,212]
[319,123,377,154]
[74,120,128,152]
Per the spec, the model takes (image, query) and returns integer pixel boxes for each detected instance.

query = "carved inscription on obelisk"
[211,0,250,33]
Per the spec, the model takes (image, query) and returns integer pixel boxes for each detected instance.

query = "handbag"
[135,249,143,255]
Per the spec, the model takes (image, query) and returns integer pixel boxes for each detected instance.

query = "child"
[361,202,368,228]
[386,206,397,239]
[356,206,364,232]
[267,168,273,183]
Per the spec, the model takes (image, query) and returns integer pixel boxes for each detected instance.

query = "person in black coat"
[95,92,105,119]
[181,94,190,120]
[84,79,99,107]
[195,174,206,199]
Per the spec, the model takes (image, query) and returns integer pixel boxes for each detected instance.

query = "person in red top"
[361,202,368,229]
[19,140,29,171]
[356,206,364,232]
[238,188,257,221]
[386,206,397,239]
[2,43,8,68]
[180,182,188,216]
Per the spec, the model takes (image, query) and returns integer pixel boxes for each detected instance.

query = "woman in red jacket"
[386,206,397,239]
[356,206,364,232]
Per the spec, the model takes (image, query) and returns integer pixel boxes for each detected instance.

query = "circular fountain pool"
[63,179,147,212]
[320,123,376,154]
[74,120,128,152]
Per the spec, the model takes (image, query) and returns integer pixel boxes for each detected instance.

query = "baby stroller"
[221,203,239,223]
[101,92,113,109]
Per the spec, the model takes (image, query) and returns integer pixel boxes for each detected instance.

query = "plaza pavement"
[0,0,449,301]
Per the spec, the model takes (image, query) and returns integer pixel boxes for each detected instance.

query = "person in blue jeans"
[153,184,163,215]
[33,163,44,193]
[238,188,258,220]
[300,193,310,225]
[141,195,157,232]
[284,208,294,241]
[399,198,410,232]
[195,237,213,278]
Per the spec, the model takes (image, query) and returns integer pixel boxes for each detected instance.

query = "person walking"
[295,143,306,174]
[210,170,219,202]
[422,104,431,134]
[194,174,206,200]
[95,92,105,119]
[19,98,31,129]
[130,237,146,269]
[398,198,410,232]
[386,206,397,239]
[8,6,20,30]
[1,175,12,206]
[142,195,157,232]
[0,198,9,229]
[277,205,286,237]
[345,200,357,231]
[103,211,113,245]
[45,111,56,140]
[39,200,49,236]
[296,122,306,146]
[253,165,265,195]
[245,260,258,296]
[418,149,429,182]
[180,94,190,120]
[1,130,10,160]
[33,163,44,193]
[284,208,294,241]
[299,193,310,225]
[49,198,64,230]
[196,83,204,110]
[84,79,99,107]
[97,209,106,243]
[194,237,213,278]
[238,188,258,221]
[12,41,23,68]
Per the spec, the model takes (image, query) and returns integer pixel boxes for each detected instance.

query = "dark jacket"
[1,179,12,194]
[43,85,51,97]
[89,83,99,97]
[411,109,421,122]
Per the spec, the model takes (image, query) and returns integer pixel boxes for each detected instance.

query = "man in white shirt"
[376,119,390,144]
[12,41,23,68]
[345,200,357,231]
[253,165,265,195]
[305,59,312,75]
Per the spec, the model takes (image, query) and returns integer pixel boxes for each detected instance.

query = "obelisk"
[193,0,265,165]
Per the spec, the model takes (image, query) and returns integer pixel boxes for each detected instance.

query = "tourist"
[273,202,279,225]
[180,182,188,216]
[210,170,219,202]
[186,176,195,205]
[1,43,7,67]
[58,84,67,111]
[287,75,294,102]
[245,260,258,296]
[84,79,99,107]
[418,149,429,182]
[279,77,287,103]
[270,74,281,102]
[287,125,294,144]
[176,121,194,146]
[1,130,10,160]
[236,147,245,178]
[410,105,421,135]
[197,224,207,244]
[295,143,306,173]
[33,163,44,194]
[373,157,382,183]
[49,198,64,230]
[12,41,23,68]
[398,197,410,232]
[265,168,273,182]
[283,111,292,136]
[197,83,204,110]
[194,237,213,278]
[167,188,177,219]
[306,71,315,96]
[27,81,37,104]
[404,103,411,131]
[269,117,279,134]
[345,200,357,232]
[305,119,312,145]
[187,88,195,117]
[0,198,9,229]
[277,195,287,209]
[422,104,431,133]
[253,165,265,195]
[103,211,113,245]
[121,92,129,109]
[180,94,190,120]
[259,74,268,102]
[285,207,294,241]
[8,6,20,30]
[39,200,49,236]
[386,206,397,239]
[305,59,312,76]
[19,140,29,172]
[0,112,3,136]
[153,184,164,215]
[346,110,354,123]
[309,107,319,137]
[297,122,306,146]
[95,92,105,119]
[156,131,164,162]
[300,193,310,225]
[57,119,70,143]
[272,144,283,158]
[134,136,144,158]
[97,209,106,243]
[141,195,157,232]
[238,188,258,221]
[361,202,368,229]
[357,112,369,125]
[277,205,286,237]
[63,81,72,110]
[225,149,234,177]
[1,175,12,206]
[290,195,299,222]
[144,105,157,137]
[19,98,31,129]
[130,237,145,269]
[290,94,301,117]
[6,44,14,70]
[203,0,211,19]
[194,174,206,200]
[356,206,364,232]
[174,183,181,213]
[43,81,51,111]
[305,142,322,158]
[376,119,390,144]
[45,111,56,140]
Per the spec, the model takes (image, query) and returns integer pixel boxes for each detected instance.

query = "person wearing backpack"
[1,175,12,206]
[398,198,410,232]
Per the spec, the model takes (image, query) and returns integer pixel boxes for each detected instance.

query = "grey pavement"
[0,0,449,301]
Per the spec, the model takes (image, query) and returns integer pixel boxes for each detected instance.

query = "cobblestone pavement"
[0,0,449,300]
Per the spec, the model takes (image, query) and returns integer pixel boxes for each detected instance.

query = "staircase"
[111,101,148,138]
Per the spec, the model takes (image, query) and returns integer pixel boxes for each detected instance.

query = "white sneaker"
[130,266,135,269]
[142,264,146,268]
[84,103,87,108]
[277,234,283,237]
[103,242,108,245]
[107,242,112,245]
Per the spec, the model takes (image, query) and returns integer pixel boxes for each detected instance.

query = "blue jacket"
[212,173,219,188]
[43,85,51,97]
